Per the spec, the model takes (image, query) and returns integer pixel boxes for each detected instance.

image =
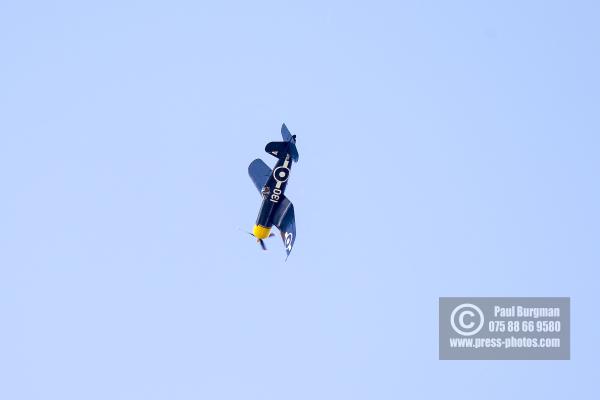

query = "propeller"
[239,228,274,251]
[258,238,267,251]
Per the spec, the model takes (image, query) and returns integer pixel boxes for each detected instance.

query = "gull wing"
[248,158,271,194]
[273,195,296,259]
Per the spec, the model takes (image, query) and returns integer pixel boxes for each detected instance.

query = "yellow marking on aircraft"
[253,224,272,239]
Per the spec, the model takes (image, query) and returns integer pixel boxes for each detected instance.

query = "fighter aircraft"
[247,124,298,258]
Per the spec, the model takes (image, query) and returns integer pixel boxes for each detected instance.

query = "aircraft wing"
[273,195,296,259]
[248,158,271,194]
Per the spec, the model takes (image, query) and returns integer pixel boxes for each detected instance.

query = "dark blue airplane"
[247,124,298,258]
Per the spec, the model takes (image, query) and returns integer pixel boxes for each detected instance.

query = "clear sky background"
[1,1,599,399]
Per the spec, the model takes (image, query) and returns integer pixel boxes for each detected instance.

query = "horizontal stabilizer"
[281,123,294,142]
[265,141,299,162]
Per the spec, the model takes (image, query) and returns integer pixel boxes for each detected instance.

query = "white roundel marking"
[273,166,289,183]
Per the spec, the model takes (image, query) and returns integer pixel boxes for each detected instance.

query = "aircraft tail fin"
[280,123,299,162]
[289,142,299,162]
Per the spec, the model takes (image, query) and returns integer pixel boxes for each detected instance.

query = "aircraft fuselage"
[253,154,292,238]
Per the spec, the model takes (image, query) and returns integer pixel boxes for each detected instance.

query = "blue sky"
[1,1,599,399]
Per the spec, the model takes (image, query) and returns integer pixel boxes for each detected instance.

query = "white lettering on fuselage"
[270,188,282,203]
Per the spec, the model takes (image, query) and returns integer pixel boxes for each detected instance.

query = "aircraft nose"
[252,224,271,239]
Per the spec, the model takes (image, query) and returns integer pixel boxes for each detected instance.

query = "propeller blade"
[239,227,271,250]
[239,227,255,237]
